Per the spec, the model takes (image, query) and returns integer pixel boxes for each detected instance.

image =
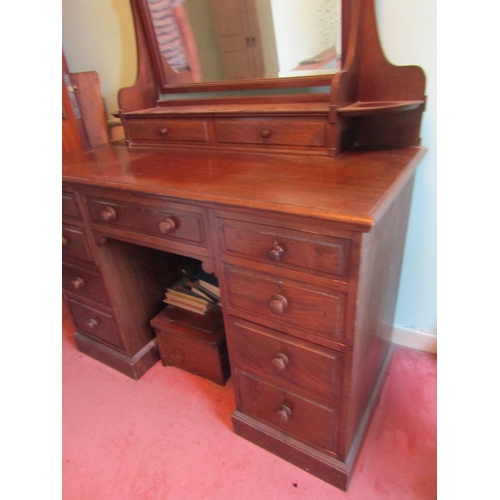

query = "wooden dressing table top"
[62,145,425,231]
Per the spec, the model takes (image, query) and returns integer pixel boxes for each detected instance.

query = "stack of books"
[164,271,221,315]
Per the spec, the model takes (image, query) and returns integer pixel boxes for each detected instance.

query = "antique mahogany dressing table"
[62,0,426,490]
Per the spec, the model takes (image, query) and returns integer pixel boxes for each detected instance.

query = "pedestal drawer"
[62,224,93,263]
[62,263,110,306]
[228,318,343,403]
[237,370,339,453]
[62,190,81,219]
[66,299,123,349]
[219,218,350,280]
[224,265,346,342]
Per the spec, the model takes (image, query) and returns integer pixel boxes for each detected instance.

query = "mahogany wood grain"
[70,71,109,148]
[218,217,350,280]
[223,264,346,343]
[62,145,426,231]
[62,53,87,153]
[228,317,344,404]
[151,306,230,386]
[62,0,427,490]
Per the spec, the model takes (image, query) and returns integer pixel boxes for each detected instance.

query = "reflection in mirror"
[144,0,341,85]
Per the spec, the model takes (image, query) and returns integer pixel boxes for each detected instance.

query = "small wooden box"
[150,306,230,386]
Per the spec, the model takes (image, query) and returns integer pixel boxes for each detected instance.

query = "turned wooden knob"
[62,236,68,246]
[101,206,117,222]
[276,403,292,422]
[71,277,85,289]
[260,129,272,139]
[267,243,284,261]
[271,353,289,371]
[158,217,177,235]
[159,127,169,136]
[87,318,99,330]
[268,294,288,314]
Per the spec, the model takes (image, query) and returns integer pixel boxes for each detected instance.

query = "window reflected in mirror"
[145,0,341,85]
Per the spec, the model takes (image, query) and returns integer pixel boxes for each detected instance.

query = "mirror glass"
[142,0,342,91]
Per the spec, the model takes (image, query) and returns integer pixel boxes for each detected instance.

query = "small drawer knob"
[62,236,68,246]
[86,318,99,330]
[158,217,177,235]
[267,243,284,261]
[159,127,169,136]
[71,277,85,290]
[276,403,292,422]
[260,128,272,139]
[271,353,289,371]
[101,206,117,222]
[268,294,288,314]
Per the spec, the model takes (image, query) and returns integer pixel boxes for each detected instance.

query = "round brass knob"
[158,217,177,235]
[268,294,288,314]
[71,277,85,290]
[101,207,117,222]
[159,127,169,136]
[276,403,292,422]
[62,236,68,246]
[271,353,289,371]
[260,129,272,139]
[87,318,99,330]
[267,243,284,261]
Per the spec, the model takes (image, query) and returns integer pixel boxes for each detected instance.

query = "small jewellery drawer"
[214,117,326,147]
[62,190,81,219]
[237,371,339,452]
[62,224,93,263]
[224,265,346,342]
[86,197,206,247]
[125,118,210,144]
[228,318,343,403]
[219,219,350,279]
[66,299,123,349]
[62,263,110,306]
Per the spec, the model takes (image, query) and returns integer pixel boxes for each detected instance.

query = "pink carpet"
[62,301,436,499]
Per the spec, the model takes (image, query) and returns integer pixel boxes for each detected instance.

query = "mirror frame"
[134,0,351,94]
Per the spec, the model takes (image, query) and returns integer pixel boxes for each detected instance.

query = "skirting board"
[391,326,437,354]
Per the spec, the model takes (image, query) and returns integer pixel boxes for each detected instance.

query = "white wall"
[270,0,340,71]
[62,0,437,336]
[376,0,437,334]
[62,0,137,117]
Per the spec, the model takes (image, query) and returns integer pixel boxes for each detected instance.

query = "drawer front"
[228,318,343,403]
[126,118,210,143]
[62,263,109,306]
[62,224,93,263]
[224,265,345,342]
[86,197,206,247]
[219,219,350,279]
[62,190,81,219]
[237,370,339,452]
[214,118,326,147]
[66,299,123,349]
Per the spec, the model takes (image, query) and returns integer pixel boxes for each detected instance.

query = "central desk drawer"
[214,117,326,147]
[224,265,345,342]
[125,118,210,144]
[219,218,350,279]
[86,197,207,247]
[237,371,339,452]
[228,318,344,403]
